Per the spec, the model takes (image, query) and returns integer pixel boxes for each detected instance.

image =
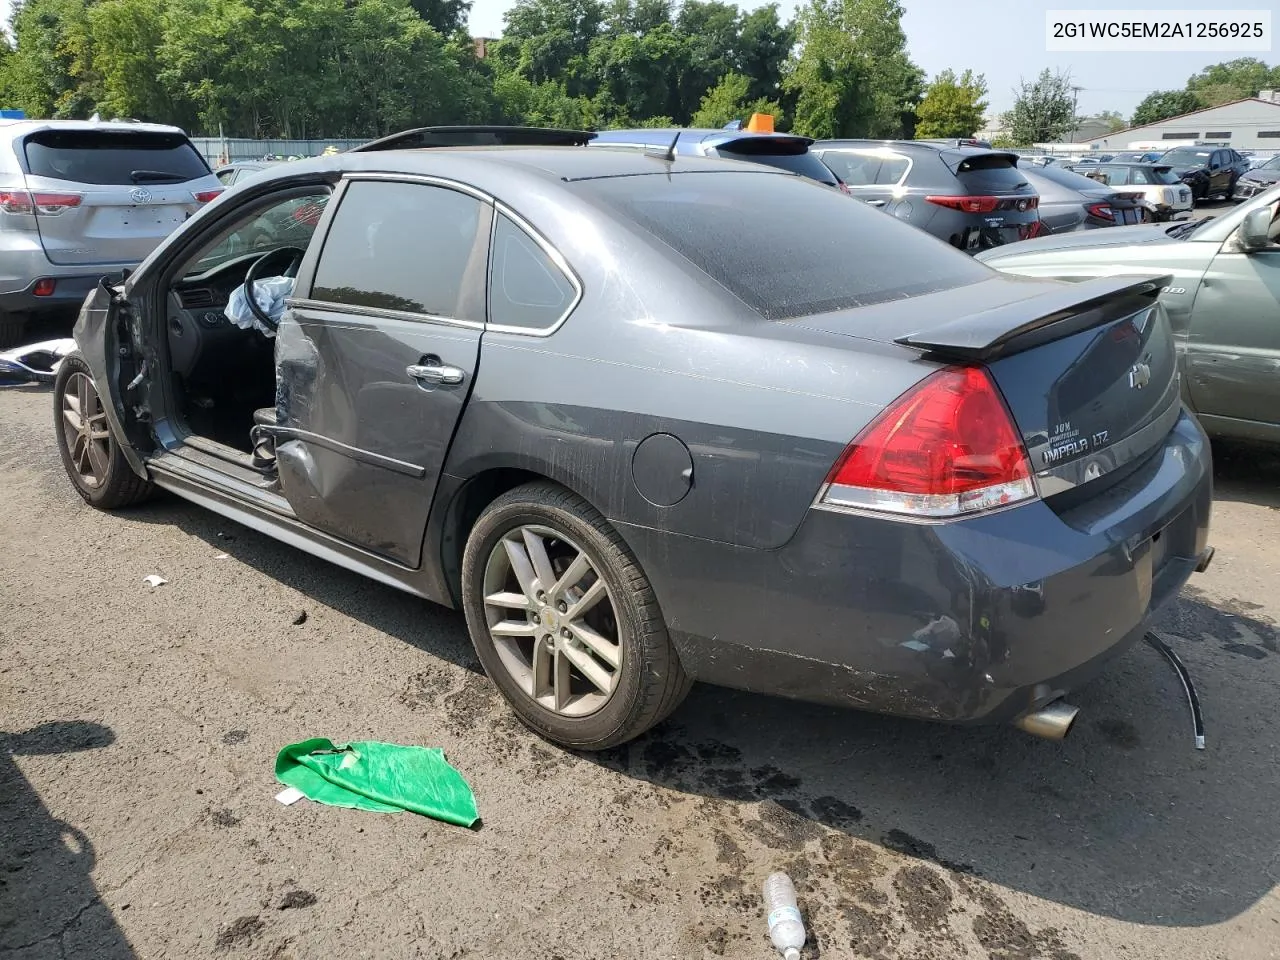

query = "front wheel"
[53,354,154,509]
[461,482,691,750]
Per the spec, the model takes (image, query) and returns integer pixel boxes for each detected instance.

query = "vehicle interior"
[162,186,332,465]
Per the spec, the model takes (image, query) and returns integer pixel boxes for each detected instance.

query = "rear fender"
[71,277,150,478]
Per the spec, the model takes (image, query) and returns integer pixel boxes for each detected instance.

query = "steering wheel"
[241,246,306,332]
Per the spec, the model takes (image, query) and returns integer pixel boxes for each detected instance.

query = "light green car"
[978,185,1280,445]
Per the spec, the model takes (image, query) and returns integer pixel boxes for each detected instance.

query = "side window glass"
[1129,168,1151,185]
[820,152,880,186]
[311,180,486,319]
[875,156,909,185]
[216,169,237,185]
[183,190,330,278]
[489,214,577,330]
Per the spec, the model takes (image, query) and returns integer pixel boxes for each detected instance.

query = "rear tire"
[461,481,691,750]
[0,312,28,350]
[52,354,154,510]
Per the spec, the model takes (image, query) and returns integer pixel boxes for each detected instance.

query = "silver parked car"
[0,120,224,347]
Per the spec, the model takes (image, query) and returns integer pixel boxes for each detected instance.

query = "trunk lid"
[20,129,213,266]
[791,274,1180,501]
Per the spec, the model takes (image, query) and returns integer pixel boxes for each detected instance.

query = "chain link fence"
[191,138,370,164]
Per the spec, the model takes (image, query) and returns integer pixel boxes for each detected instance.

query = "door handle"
[406,360,466,386]
[866,199,887,207]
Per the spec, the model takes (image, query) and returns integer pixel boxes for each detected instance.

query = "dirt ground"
[2,380,1278,960]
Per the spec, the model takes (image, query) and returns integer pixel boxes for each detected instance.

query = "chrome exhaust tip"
[1013,701,1079,741]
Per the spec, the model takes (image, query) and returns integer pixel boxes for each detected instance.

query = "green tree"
[914,69,987,139]
[1093,109,1127,133]
[2,0,98,118]
[89,0,185,123]
[1185,57,1279,105]
[408,0,472,35]
[786,0,922,140]
[690,71,781,128]
[497,0,604,95]
[735,4,791,103]
[1131,89,1201,126]
[1001,68,1075,145]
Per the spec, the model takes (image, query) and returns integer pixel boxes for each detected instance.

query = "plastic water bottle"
[763,871,806,960]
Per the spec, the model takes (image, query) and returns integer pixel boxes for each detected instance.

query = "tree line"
[0,0,956,141]
[1132,58,1280,127]
[2,0,1267,145]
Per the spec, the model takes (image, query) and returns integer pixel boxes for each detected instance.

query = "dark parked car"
[812,140,1040,250]
[55,129,1213,750]
[1017,162,1144,233]
[1109,151,1164,164]
[978,185,1280,446]
[1232,153,1280,201]
[589,126,843,189]
[1160,146,1250,201]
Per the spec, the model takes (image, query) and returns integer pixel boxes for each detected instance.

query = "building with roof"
[1076,94,1280,151]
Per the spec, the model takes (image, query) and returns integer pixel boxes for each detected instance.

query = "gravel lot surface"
[2,315,1279,959]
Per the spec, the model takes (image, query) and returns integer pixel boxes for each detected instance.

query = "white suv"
[0,120,224,347]
[1082,163,1194,222]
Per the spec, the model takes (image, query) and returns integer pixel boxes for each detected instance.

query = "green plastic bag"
[275,738,479,827]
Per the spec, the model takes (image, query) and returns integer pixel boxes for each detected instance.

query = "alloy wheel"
[482,524,622,717]
[60,372,112,489]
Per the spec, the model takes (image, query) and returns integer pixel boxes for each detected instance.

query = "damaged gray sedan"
[56,130,1214,750]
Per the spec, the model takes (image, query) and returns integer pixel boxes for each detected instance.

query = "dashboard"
[167,255,271,379]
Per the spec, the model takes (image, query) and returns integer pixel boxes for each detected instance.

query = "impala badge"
[1128,362,1152,390]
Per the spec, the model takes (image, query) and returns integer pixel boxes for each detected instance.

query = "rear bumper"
[0,273,121,316]
[619,410,1212,725]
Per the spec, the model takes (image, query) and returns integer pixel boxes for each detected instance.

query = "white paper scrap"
[275,786,305,806]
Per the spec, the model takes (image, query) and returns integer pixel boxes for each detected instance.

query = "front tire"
[53,354,154,510]
[461,481,691,750]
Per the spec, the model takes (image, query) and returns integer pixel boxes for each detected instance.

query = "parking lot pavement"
[2,384,1278,960]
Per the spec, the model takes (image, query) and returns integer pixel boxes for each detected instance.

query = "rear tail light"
[1087,202,1114,221]
[192,189,223,203]
[0,190,81,215]
[818,366,1036,519]
[32,278,56,296]
[1023,219,1045,239]
[925,195,1038,214]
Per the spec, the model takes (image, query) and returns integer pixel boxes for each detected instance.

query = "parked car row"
[52,122,1276,755]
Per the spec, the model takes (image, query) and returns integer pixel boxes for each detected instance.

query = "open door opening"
[160,189,331,470]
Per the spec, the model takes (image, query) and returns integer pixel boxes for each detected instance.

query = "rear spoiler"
[716,134,814,156]
[939,150,1021,175]
[352,126,596,152]
[894,275,1171,361]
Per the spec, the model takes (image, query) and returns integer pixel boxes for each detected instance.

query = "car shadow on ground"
[118,463,1279,932]
[1211,439,1280,510]
[0,721,136,958]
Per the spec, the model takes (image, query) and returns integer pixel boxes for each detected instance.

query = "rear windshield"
[577,171,989,321]
[711,145,839,186]
[1162,148,1211,166]
[1025,161,1110,192]
[23,130,210,185]
[954,155,1032,194]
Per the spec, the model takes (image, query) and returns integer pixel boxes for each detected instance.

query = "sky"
[1,0,1271,121]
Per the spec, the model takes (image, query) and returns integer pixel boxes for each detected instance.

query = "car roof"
[0,119,188,138]
[814,139,994,155]
[246,144,792,190]
[591,128,813,148]
[1095,161,1171,168]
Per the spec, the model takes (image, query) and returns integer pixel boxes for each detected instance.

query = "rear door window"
[817,151,881,186]
[23,131,210,185]
[310,180,487,320]
[1096,166,1130,185]
[875,155,910,185]
[578,171,989,320]
[488,213,578,330]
